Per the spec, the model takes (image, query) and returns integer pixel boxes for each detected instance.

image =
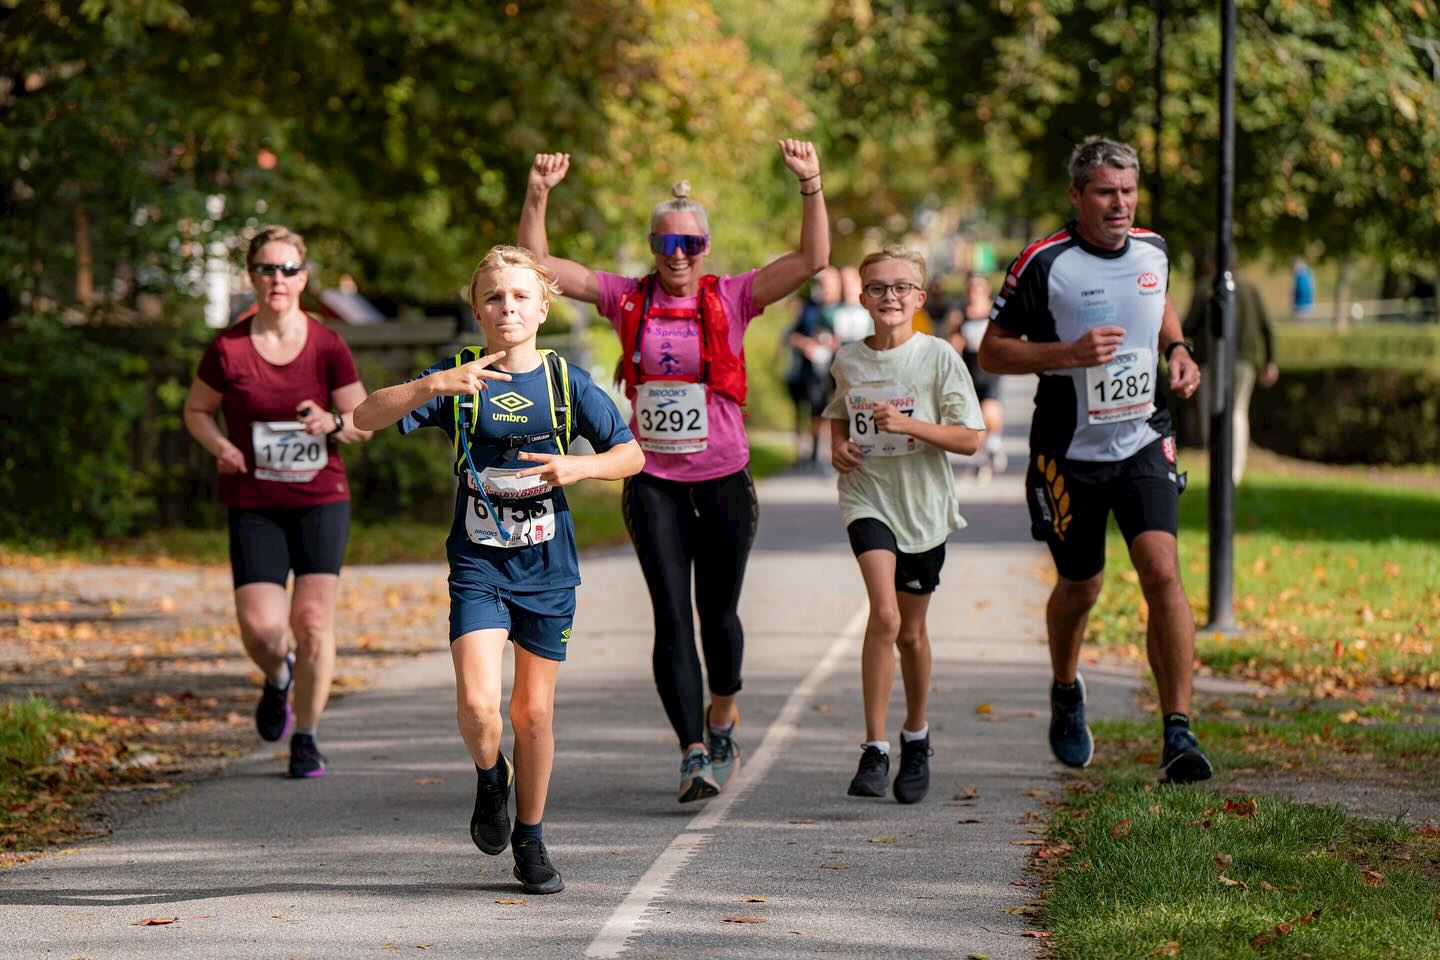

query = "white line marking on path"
[585,606,868,959]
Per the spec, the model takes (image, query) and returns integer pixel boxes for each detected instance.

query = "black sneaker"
[847,745,890,797]
[893,734,932,804]
[287,732,326,779]
[1049,676,1094,768]
[1159,726,1214,784]
[470,754,513,855]
[256,652,295,742]
[512,837,565,895]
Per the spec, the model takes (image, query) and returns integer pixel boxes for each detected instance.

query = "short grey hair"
[650,180,710,235]
[1069,138,1140,191]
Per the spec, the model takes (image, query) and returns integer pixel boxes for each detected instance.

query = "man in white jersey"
[979,138,1211,784]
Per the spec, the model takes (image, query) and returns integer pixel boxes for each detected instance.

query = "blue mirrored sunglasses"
[648,233,708,257]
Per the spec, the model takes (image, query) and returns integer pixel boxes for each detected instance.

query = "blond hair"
[246,225,307,269]
[466,244,563,314]
[649,180,710,234]
[857,245,927,287]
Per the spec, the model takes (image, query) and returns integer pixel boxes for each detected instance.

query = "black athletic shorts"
[227,502,351,588]
[1025,436,1181,582]
[846,518,946,595]
[962,350,1000,403]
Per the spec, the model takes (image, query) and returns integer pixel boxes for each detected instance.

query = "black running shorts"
[227,502,351,588]
[1025,436,1181,582]
[846,518,946,595]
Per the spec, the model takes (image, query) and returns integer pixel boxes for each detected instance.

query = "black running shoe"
[287,732,327,779]
[256,652,295,742]
[893,734,932,804]
[512,837,565,895]
[847,744,890,798]
[471,754,513,855]
[1049,676,1094,768]
[1159,726,1214,784]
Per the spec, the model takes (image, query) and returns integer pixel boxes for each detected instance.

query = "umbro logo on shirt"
[489,392,535,413]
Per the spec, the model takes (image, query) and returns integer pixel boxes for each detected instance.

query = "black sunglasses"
[251,262,306,278]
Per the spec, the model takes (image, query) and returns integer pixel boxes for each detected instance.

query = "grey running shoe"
[847,744,890,797]
[471,754,513,855]
[256,652,295,742]
[1159,726,1214,784]
[1049,675,1095,768]
[892,734,932,804]
[512,837,565,895]
[677,747,720,803]
[705,705,741,789]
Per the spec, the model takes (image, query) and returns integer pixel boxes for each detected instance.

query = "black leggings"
[622,468,758,748]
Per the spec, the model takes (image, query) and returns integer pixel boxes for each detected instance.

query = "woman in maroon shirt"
[183,226,371,779]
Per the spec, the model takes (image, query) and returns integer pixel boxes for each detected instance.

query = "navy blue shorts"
[449,579,575,662]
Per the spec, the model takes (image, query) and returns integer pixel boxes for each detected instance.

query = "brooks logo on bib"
[846,381,919,457]
[252,421,327,482]
[1085,347,1155,425]
[635,382,707,454]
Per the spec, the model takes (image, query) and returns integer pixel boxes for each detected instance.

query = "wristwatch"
[329,412,344,435]
[1164,339,1195,364]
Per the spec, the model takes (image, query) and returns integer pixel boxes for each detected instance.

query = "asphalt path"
[2,375,1150,959]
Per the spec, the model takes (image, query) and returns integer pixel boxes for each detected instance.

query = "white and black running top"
[991,221,1172,463]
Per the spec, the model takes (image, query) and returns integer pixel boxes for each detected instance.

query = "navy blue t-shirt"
[398,355,634,591]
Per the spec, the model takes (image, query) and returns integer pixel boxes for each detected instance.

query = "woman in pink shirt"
[183,226,372,779]
[519,141,830,802]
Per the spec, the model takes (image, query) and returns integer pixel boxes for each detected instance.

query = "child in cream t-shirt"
[823,246,985,804]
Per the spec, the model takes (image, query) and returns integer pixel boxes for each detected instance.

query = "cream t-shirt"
[823,333,984,553]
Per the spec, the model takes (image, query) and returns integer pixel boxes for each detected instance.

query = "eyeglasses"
[648,234,708,257]
[862,281,920,299]
[251,262,306,278]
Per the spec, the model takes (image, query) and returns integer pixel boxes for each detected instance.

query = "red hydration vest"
[615,274,747,406]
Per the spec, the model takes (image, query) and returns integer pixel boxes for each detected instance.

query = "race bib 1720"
[1084,347,1156,425]
[635,381,707,454]
[252,421,327,482]
[845,381,919,457]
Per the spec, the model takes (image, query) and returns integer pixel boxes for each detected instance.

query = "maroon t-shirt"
[196,316,361,509]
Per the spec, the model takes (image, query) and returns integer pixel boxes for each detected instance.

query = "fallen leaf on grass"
[1417,825,1440,838]
[869,836,896,844]
[1153,942,1180,957]
[1219,874,1249,891]
[1362,869,1387,888]
[1136,752,1159,765]
[975,703,993,715]
[1214,852,1234,869]
[1249,909,1321,948]
[495,898,527,905]
[1148,803,1163,815]
[1109,819,1132,839]
[1259,880,1278,892]
[1223,797,1259,818]
[411,778,443,785]
[723,915,767,924]
[740,896,768,903]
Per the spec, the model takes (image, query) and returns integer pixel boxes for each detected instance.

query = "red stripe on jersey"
[1008,228,1072,283]
[1129,227,1160,237]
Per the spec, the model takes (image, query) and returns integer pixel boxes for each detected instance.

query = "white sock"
[863,739,890,755]
[985,434,1003,453]
[293,727,317,740]
[901,724,929,742]
[268,658,292,689]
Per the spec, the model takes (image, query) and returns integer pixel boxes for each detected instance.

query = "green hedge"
[1251,365,1440,464]
[1274,322,1440,370]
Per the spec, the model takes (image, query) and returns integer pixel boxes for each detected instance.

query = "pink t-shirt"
[596,270,759,483]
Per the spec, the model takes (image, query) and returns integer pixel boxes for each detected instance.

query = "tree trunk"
[74,204,93,308]
[1332,254,1351,331]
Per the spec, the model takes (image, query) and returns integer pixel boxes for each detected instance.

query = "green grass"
[1044,722,1440,959]
[0,697,74,772]
[2,438,796,567]
[1088,460,1440,689]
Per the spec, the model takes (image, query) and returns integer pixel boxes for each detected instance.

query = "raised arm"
[752,140,831,310]
[518,152,602,304]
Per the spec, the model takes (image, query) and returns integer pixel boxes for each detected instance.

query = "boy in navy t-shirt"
[355,245,644,895]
